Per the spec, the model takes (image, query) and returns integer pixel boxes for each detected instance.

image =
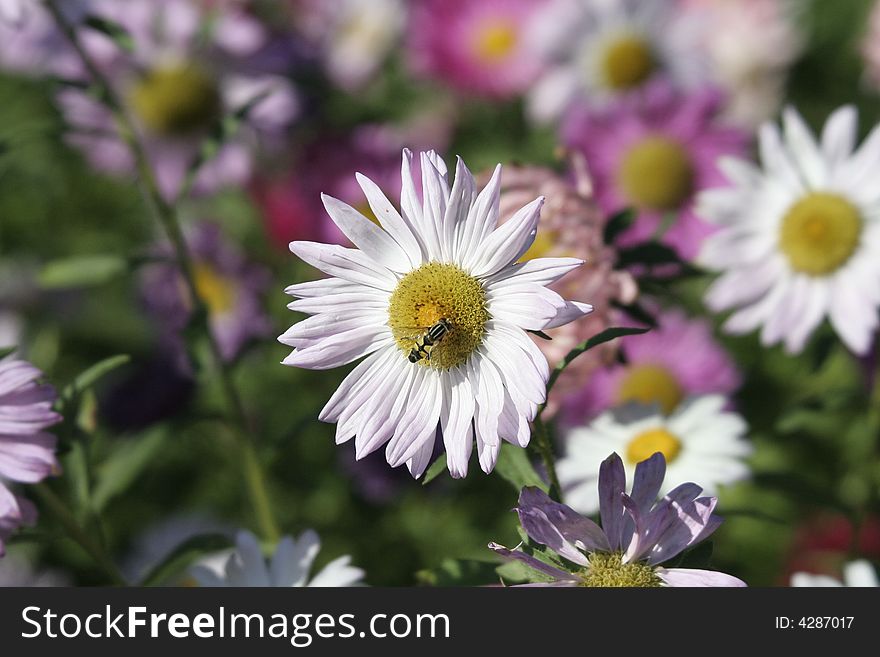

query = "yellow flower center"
[474,21,518,63]
[387,262,489,369]
[193,262,236,314]
[778,192,862,276]
[618,136,694,211]
[617,364,684,415]
[580,552,662,587]
[129,64,221,136]
[601,35,656,90]
[626,427,682,466]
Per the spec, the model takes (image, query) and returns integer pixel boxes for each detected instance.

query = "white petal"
[542,300,593,329]
[486,257,585,288]
[821,105,857,171]
[470,197,544,277]
[782,106,826,187]
[290,241,396,291]
[356,172,424,266]
[321,193,411,273]
[282,333,391,370]
[458,164,501,264]
[440,368,476,478]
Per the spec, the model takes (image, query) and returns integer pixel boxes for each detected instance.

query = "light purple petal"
[657,567,747,587]
[598,453,627,551]
[488,542,579,582]
[519,487,610,552]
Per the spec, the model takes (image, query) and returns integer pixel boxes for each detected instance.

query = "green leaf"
[603,208,635,245]
[495,444,548,493]
[617,242,682,268]
[415,558,502,586]
[422,453,448,485]
[0,346,16,359]
[83,16,134,53]
[139,534,234,586]
[92,427,167,512]
[39,254,127,289]
[60,354,130,406]
[544,326,650,402]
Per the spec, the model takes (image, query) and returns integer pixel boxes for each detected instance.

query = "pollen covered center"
[129,64,222,136]
[626,427,682,466]
[474,20,518,63]
[779,192,862,276]
[601,35,656,90]
[618,136,694,211]
[580,552,663,587]
[388,262,489,369]
[193,262,236,314]
[617,364,684,415]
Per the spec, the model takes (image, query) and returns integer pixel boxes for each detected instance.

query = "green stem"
[532,415,563,502]
[45,0,280,543]
[33,483,126,586]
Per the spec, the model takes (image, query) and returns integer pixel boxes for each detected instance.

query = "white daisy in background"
[190,530,365,587]
[526,0,706,123]
[295,0,405,92]
[698,106,880,355]
[557,395,752,515]
[279,149,592,478]
[791,560,879,587]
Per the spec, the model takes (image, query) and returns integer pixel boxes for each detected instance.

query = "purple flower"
[560,308,741,424]
[140,221,272,364]
[490,452,745,587]
[52,0,299,200]
[562,81,747,260]
[0,358,61,556]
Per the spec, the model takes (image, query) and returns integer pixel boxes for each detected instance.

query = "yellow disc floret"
[617,364,684,415]
[474,21,518,63]
[778,192,862,276]
[388,262,489,369]
[193,262,236,315]
[601,35,656,90]
[129,64,221,136]
[580,552,663,587]
[626,427,682,466]
[618,136,694,211]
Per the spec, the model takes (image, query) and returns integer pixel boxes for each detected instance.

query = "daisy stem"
[33,483,127,586]
[45,0,281,545]
[532,414,563,502]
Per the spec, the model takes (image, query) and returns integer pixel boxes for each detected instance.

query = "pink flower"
[492,158,638,416]
[406,0,549,98]
[562,81,748,260]
[0,358,61,556]
[560,308,741,425]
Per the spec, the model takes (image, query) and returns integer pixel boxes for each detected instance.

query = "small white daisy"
[279,149,592,478]
[557,395,752,515]
[791,560,879,587]
[698,106,880,355]
[527,0,705,122]
[190,530,365,587]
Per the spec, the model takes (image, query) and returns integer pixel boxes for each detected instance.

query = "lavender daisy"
[0,358,61,556]
[490,452,746,587]
[55,0,298,200]
[280,149,592,478]
[141,221,272,363]
[563,82,748,260]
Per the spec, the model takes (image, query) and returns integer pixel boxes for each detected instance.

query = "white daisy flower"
[190,530,365,587]
[791,560,879,587]
[527,0,706,123]
[557,395,752,515]
[279,149,592,478]
[698,106,880,355]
